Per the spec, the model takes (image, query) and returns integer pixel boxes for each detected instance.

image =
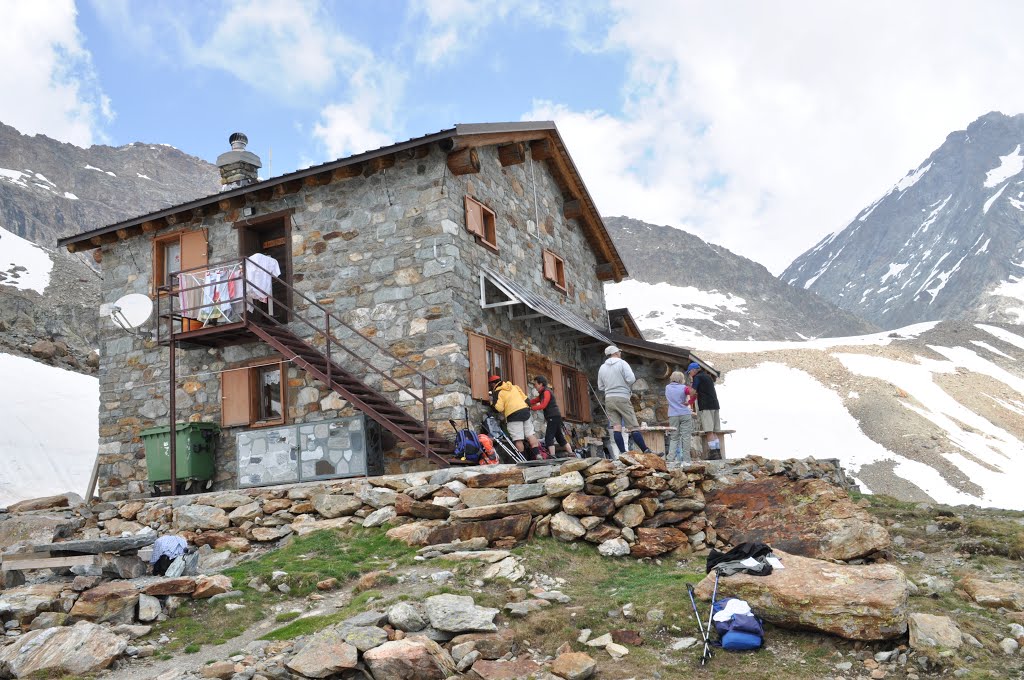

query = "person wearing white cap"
[597,345,652,455]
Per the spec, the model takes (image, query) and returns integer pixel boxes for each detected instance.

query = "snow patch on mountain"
[605,279,748,345]
[984,143,1024,187]
[894,162,932,193]
[0,224,52,294]
[0,353,98,507]
[983,183,1007,214]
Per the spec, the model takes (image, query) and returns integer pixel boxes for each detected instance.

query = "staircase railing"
[156,257,441,458]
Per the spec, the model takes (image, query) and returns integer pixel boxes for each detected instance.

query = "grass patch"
[145,591,267,652]
[262,590,385,641]
[225,527,417,596]
[275,611,301,622]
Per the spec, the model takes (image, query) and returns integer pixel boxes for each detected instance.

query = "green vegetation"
[274,611,301,622]
[225,527,417,595]
[262,590,383,640]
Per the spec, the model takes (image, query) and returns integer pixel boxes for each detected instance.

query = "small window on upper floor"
[542,249,567,293]
[465,195,498,251]
[152,229,207,294]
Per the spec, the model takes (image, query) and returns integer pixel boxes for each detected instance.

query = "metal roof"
[480,267,611,344]
[56,121,627,280]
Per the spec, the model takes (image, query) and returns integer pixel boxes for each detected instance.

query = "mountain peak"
[783,110,1024,328]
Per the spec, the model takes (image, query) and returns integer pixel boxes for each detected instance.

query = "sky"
[5,1,1024,273]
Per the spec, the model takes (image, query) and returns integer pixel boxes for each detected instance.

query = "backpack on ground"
[711,597,764,651]
[450,409,482,463]
[477,434,499,465]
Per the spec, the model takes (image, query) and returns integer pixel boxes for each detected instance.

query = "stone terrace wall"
[0,456,866,567]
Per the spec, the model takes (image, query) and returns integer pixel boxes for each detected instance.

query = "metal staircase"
[158,256,457,467]
[248,322,455,465]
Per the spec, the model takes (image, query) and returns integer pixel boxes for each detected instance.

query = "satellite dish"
[108,293,153,333]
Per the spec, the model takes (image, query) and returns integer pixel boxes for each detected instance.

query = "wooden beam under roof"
[563,199,583,220]
[447,147,480,175]
[529,138,554,161]
[332,163,364,181]
[450,130,548,151]
[497,142,527,166]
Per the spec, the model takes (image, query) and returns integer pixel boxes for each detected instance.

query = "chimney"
[216,132,261,190]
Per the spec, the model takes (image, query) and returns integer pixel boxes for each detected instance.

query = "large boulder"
[0,583,65,624]
[630,528,688,557]
[694,550,909,640]
[424,514,532,547]
[703,477,890,560]
[471,657,544,679]
[562,492,615,518]
[0,513,79,548]
[543,472,585,498]
[423,594,498,633]
[69,581,139,623]
[448,496,560,522]
[464,470,525,488]
[362,637,456,679]
[909,613,962,649]
[960,576,1024,610]
[173,504,229,531]
[0,620,128,677]
[550,513,587,542]
[285,627,359,678]
[311,494,363,519]
[5,494,75,513]
[395,494,450,520]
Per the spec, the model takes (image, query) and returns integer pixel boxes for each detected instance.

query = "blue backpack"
[453,428,482,462]
[712,597,764,651]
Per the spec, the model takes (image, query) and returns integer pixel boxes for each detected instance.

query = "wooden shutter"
[468,332,488,400]
[465,197,484,237]
[180,229,208,271]
[511,349,527,392]
[551,364,566,417]
[221,367,252,427]
[542,250,556,281]
[576,370,592,423]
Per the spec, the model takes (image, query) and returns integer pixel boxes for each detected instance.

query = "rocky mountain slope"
[0,121,221,368]
[697,319,1024,510]
[784,111,1024,329]
[0,121,220,248]
[604,216,876,343]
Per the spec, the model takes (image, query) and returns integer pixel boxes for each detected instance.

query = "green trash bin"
[141,422,219,486]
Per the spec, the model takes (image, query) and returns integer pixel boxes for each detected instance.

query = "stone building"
[60,122,703,501]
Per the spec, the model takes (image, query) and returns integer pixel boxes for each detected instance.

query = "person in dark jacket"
[529,376,573,457]
[687,362,721,455]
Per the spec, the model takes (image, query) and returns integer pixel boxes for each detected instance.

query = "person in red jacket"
[529,376,574,457]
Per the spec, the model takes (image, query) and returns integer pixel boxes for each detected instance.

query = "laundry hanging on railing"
[246,253,282,309]
[177,262,242,324]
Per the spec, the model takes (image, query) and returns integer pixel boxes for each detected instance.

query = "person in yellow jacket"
[488,375,541,459]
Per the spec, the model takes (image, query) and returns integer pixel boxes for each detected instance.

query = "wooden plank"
[1,555,98,572]
[84,453,100,502]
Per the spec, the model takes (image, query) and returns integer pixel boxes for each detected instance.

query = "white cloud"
[526,1,1024,273]
[312,62,407,159]
[186,0,370,97]
[408,0,605,66]
[0,0,111,146]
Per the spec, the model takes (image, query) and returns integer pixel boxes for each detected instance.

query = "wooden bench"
[0,553,100,573]
[692,429,736,460]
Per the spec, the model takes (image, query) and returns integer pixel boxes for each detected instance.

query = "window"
[465,195,498,251]
[152,229,207,293]
[542,249,567,292]
[467,331,526,400]
[552,364,592,423]
[222,360,287,427]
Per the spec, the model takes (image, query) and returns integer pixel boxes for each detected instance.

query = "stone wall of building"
[94,142,617,499]
[437,144,612,430]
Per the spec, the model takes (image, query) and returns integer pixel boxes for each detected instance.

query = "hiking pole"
[702,570,720,665]
[685,583,713,665]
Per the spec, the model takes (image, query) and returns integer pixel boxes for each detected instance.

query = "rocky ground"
[0,456,1022,679]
